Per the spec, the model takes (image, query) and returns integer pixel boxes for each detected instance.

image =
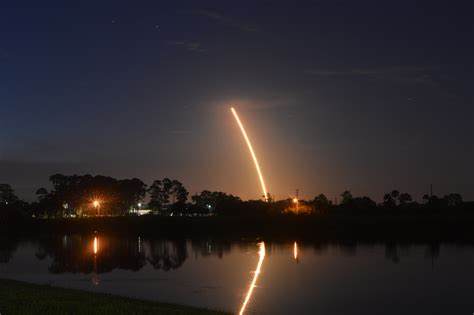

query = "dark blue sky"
[1,0,473,201]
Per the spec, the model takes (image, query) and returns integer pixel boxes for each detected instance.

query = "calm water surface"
[1,235,474,314]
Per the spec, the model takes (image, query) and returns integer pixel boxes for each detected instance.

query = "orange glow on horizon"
[239,242,265,315]
[231,107,268,201]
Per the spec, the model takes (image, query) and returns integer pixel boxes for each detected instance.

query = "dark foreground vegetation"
[0,278,229,315]
[1,174,474,242]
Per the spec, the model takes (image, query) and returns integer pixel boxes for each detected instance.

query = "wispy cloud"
[193,9,261,33]
[304,66,438,86]
[166,40,206,53]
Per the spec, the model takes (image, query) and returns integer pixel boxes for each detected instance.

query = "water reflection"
[92,236,99,285]
[93,236,98,255]
[294,241,298,262]
[239,242,265,315]
[2,237,474,314]
[0,237,18,263]
[147,239,187,271]
[0,237,465,271]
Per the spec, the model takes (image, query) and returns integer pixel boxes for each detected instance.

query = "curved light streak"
[231,107,268,201]
[239,242,265,315]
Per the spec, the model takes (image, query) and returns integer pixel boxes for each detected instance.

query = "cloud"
[166,40,206,53]
[304,66,438,86]
[193,9,261,33]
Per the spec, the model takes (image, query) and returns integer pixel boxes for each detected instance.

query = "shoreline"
[3,213,474,242]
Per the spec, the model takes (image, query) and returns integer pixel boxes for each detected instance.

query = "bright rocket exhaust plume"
[239,242,266,315]
[231,107,268,201]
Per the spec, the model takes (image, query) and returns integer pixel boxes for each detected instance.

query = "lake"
[1,234,474,314]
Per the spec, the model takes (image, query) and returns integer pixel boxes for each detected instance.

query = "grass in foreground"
[0,279,231,315]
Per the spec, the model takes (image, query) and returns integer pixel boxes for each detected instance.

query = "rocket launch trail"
[231,107,268,201]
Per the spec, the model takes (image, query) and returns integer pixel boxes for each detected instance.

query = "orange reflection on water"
[93,237,98,255]
[294,241,298,261]
[239,242,265,315]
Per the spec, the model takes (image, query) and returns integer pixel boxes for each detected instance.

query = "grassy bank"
[0,278,230,315]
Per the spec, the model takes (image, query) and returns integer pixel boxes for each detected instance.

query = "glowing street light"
[93,200,100,216]
[293,198,299,213]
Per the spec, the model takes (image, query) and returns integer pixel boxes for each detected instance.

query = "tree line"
[0,174,473,220]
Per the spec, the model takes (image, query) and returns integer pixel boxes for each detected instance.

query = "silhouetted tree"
[391,190,400,206]
[351,197,377,211]
[35,187,48,201]
[118,178,147,215]
[443,193,463,207]
[383,193,395,207]
[340,191,353,205]
[422,194,430,204]
[148,178,188,214]
[398,193,413,206]
[0,184,19,205]
[313,194,331,212]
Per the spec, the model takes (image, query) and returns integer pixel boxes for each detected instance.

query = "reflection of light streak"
[93,236,98,255]
[231,107,268,201]
[239,242,265,315]
[294,241,298,261]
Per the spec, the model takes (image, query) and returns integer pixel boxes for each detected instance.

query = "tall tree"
[398,193,413,206]
[148,178,188,214]
[383,193,395,207]
[313,194,330,211]
[391,190,400,206]
[340,191,353,205]
[0,184,19,205]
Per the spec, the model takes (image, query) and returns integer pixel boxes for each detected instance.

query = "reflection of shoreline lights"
[231,107,268,201]
[93,236,98,255]
[92,236,100,285]
[294,241,298,261]
[239,242,266,315]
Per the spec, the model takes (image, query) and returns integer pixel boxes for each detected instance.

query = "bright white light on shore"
[231,107,268,201]
[293,198,298,203]
[239,242,265,315]
[93,200,99,208]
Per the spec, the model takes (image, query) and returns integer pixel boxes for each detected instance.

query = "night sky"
[1,0,473,202]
